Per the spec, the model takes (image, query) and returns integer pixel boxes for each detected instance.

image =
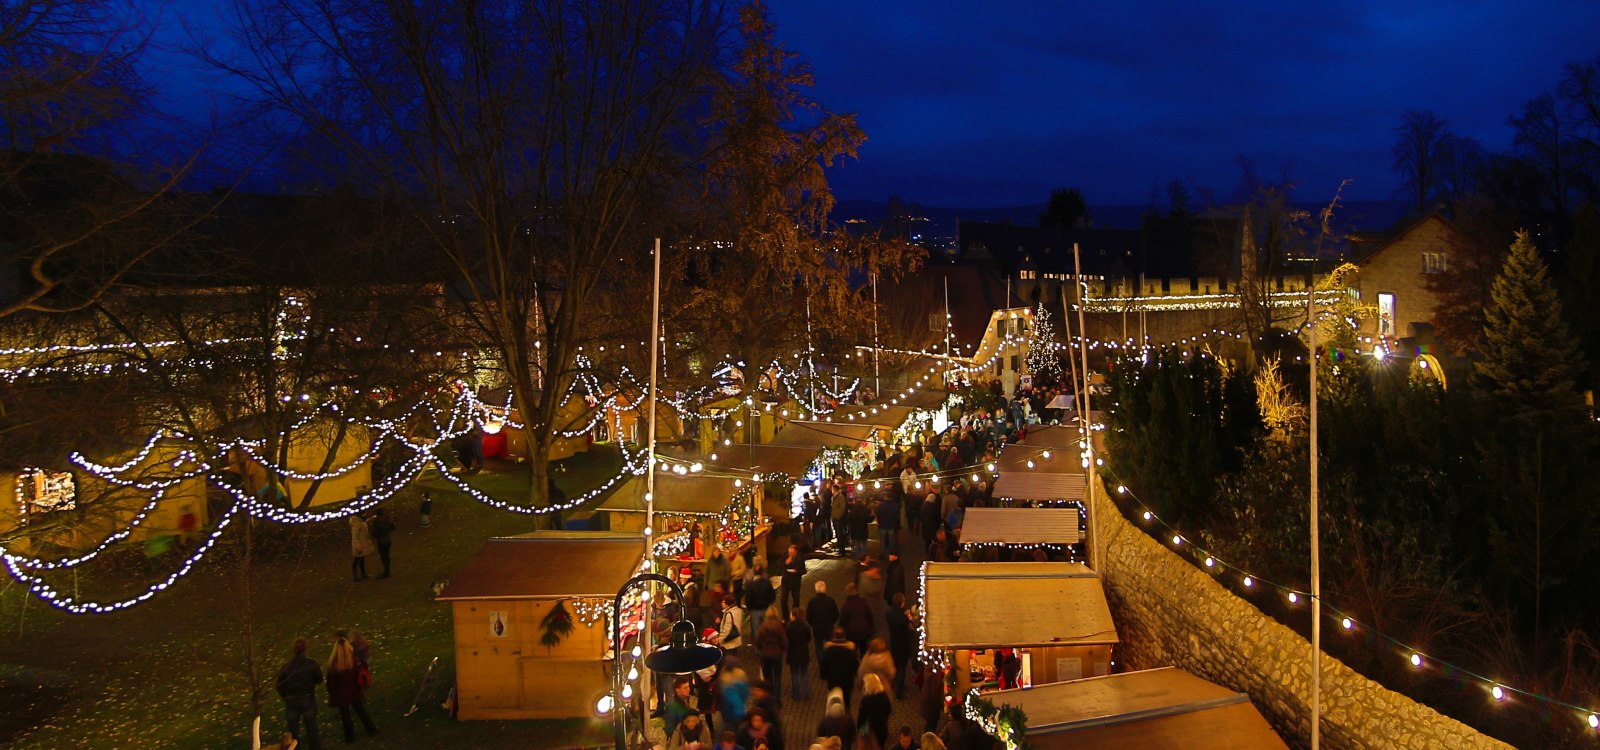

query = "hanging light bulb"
[1491,685,1505,702]
[1341,618,1354,630]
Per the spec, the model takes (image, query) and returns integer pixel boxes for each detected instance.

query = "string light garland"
[1106,469,1600,733]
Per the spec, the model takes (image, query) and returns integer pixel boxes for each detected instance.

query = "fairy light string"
[1104,468,1600,731]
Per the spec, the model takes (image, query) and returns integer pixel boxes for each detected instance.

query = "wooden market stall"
[712,445,826,521]
[435,532,646,720]
[981,666,1288,749]
[767,420,884,476]
[958,507,1083,559]
[599,470,767,582]
[234,419,376,508]
[922,561,1118,695]
[1,436,209,554]
[472,386,593,462]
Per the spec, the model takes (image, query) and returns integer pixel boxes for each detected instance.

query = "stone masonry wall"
[1089,481,1513,750]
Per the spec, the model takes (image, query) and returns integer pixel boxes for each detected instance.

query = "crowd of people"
[271,631,379,750]
[660,375,1083,750]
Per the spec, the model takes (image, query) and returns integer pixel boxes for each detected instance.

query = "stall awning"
[435,532,645,601]
[960,507,1081,545]
[601,473,744,516]
[922,562,1118,649]
[991,472,1087,502]
[896,389,950,411]
[767,420,880,450]
[712,445,824,480]
[986,667,1288,750]
[833,404,915,431]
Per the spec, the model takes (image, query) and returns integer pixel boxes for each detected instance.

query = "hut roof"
[988,667,1288,750]
[435,532,645,601]
[922,561,1117,649]
[959,507,1082,545]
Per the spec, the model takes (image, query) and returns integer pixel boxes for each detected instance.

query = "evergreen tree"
[1475,230,1587,424]
[1025,303,1061,379]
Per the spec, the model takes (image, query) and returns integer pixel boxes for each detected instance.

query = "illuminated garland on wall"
[1105,471,1600,733]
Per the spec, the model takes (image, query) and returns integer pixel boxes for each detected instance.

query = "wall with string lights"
[1090,476,1524,749]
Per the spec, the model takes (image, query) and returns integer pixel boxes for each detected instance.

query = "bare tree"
[1392,108,1451,216]
[1510,93,1577,221]
[678,2,919,402]
[0,1,213,319]
[217,0,730,508]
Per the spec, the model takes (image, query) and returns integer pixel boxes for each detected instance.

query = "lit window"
[17,469,76,525]
[1377,293,1396,336]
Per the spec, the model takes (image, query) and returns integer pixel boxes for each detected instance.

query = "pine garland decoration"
[539,600,575,651]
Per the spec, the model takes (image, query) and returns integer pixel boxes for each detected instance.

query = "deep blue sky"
[150,1,1600,209]
[768,0,1600,208]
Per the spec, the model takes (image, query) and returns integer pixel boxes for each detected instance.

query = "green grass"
[0,446,628,749]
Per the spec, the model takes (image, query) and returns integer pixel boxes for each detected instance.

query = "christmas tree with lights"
[1025,303,1062,379]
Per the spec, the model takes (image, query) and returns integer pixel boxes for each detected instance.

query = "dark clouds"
[769,0,1600,207]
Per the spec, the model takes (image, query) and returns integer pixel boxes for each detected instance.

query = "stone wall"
[1089,481,1512,750]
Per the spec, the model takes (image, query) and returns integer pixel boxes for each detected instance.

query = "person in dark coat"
[784,608,813,701]
[917,664,945,734]
[367,509,396,578]
[874,495,901,556]
[325,636,378,742]
[816,688,855,750]
[275,639,323,750]
[883,553,905,606]
[820,627,861,704]
[780,545,806,616]
[745,567,777,632]
[838,583,875,658]
[858,673,893,750]
[885,594,914,699]
[806,581,839,664]
[736,707,780,750]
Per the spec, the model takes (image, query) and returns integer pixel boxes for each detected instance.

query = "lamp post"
[609,573,723,750]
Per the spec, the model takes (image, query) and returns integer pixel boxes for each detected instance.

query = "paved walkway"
[772,531,931,750]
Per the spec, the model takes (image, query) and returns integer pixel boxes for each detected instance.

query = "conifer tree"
[1475,230,1587,424]
[1025,303,1061,379]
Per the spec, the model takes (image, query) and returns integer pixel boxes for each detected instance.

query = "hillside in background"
[833,198,1414,252]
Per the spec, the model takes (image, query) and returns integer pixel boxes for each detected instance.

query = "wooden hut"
[958,507,1083,561]
[1,436,210,554]
[980,667,1288,749]
[235,419,375,508]
[435,532,646,720]
[922,561,1118,695]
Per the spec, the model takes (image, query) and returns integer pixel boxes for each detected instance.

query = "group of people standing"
[273,632,379,749]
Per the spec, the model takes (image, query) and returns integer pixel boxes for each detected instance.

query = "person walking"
[753,605,787,691]
[838,584,874,658]
[830,488,848,554]
[325,636,378,742]
[874,495,900,556]
[917,665,944,734]
[885,595,914,699]
[668,710,713,750]
[348,515,373,582]
[857,674,892,750]
[367,509,396,579]
[856,638,896,704]
[780,546,806,616]
[717,595,746,653]
[816,689,855,750]
[745,561,776,634]
[883,553,905,607]
[783,608,812,702]
[820,627,860,704]
[274,639,323,750]
[805,581,839,665]
[417,492,433,528]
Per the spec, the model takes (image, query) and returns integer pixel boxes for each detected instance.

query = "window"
[17,469,76,526]
[1422,252,1449,274]
[1377,293,1396,337]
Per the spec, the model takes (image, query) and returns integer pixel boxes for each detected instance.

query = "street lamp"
[610,573,722,750]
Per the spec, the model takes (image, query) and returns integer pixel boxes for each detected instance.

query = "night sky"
[153,1,1600,209]
[768,0,1600,208]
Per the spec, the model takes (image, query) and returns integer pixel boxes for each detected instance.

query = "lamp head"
[645,620,723,674]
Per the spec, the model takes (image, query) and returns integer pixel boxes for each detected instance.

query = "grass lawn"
[0,445,630,749]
